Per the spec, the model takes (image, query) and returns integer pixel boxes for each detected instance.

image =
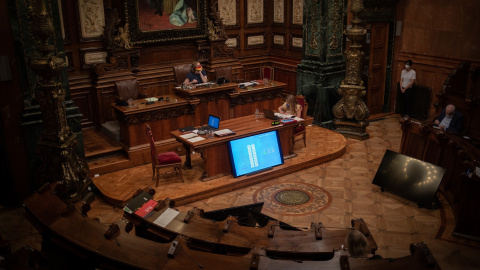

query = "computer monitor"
[227,130,284,177]
[207,115,220,129]
[372,150,445,208]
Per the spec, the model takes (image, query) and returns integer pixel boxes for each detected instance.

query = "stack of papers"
[153,208,180,227]
[145,97,158,102]
[188,136,205,143]
[214,129,236,137]
[180,133,197,139]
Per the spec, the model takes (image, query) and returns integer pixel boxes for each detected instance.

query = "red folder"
[134,199,158,218]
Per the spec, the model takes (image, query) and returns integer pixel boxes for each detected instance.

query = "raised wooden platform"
[92,125,347,206]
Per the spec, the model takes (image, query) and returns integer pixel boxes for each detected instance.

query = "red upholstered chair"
[260,66,274,81]
[293,95,308,147]
[146,124,183,186]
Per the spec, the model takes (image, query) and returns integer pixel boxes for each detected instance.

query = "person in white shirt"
[400,60,416,117]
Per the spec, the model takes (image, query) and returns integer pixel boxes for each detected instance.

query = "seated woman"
[183,61,208,85]
[277,94,302,118]
[345,230,381,259]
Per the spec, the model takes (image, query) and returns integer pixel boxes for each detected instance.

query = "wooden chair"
[293,95,308,147]
[145,124,183,186]
[173,63,192,85]
[115,79,146,103]
[215,66,245,83]
[260,66,274,81]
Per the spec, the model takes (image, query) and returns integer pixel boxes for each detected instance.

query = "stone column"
[296,0,347,129]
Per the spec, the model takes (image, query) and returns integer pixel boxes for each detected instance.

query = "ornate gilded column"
[332,0,370,140]
[296,0,348,128]
[29,0,89,201]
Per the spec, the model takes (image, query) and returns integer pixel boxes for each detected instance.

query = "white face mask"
[405,65,410,69]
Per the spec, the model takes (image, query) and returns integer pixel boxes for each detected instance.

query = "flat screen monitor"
[207,115,220,129]
[227,130,284,177]
[372,150,445,207]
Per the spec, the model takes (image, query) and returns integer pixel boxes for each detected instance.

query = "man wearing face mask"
[400,60,416,117]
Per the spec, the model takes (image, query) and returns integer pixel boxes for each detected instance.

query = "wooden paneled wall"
[390,0,480,119]
[61,0,302,128]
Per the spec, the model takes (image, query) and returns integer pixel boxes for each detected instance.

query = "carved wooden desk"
[174,81,286,126]
[171,114,302,181]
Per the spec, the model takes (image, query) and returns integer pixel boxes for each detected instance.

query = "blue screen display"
[208,115,220,129]
[227,130,284,177]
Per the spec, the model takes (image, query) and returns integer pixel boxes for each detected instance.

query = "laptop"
[263,109,282,120]
[199,115,220,131]
[217,76,226,86]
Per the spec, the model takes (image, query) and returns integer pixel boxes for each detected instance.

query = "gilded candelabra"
[332,0,370,140]
[30,0,89,201]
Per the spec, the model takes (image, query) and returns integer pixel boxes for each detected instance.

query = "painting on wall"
[272,32,286,49]
[77,0,105,41]
[273,0,285,26]
[225,35,240,48]
[290,34,303,51]
[80,48,107,69]
[126,0,207,44]
[218,0,240,29]
[245,32,267,49]
[292,0,303,26]
[245,0,266,27]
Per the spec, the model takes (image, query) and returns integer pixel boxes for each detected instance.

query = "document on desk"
[145,97,158,102]
[214,129,236,137]
[180,133,197,139]
[188,136,205,143]
[153,208,180,227]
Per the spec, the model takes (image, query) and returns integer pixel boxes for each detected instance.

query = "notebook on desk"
[263,109,282,120]
[198,114,220,131]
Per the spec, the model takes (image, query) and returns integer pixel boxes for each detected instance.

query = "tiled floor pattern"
[1,116,480,269]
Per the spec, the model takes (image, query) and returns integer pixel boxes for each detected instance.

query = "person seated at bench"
[278,94,302,117]
[183,61,208,85]
[434,104,463,132]
[345,230,381,259]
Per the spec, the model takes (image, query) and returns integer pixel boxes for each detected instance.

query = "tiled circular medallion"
[253,182,332,216]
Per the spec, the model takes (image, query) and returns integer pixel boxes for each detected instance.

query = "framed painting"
[289,34,303,51]
[245,32,267,50]
[291,0,303,28]
[225,34,240,49]
[126,0,207,45]
[218,0,240,29]
[80,48,107,69]
[244,0,266,28]
[272,0,285,27]
[272,32,286,49]
[77,0,105,42]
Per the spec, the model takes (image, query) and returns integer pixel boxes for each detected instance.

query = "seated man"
[434,104,463,132]
[183,61,208,85]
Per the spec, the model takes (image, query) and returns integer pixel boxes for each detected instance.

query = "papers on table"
[238,82,256,88]
[180,133,197,139]
[153,208,180,227]
[274,113,303,122]
[188,136,205,143]
[179,132,206,142]
[145,97,158,102]
[214,129,235,137]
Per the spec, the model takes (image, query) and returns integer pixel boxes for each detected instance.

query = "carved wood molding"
[230,89,283,107]
[117,105,195,126]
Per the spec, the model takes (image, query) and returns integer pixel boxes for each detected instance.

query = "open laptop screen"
[208,115,220,129]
